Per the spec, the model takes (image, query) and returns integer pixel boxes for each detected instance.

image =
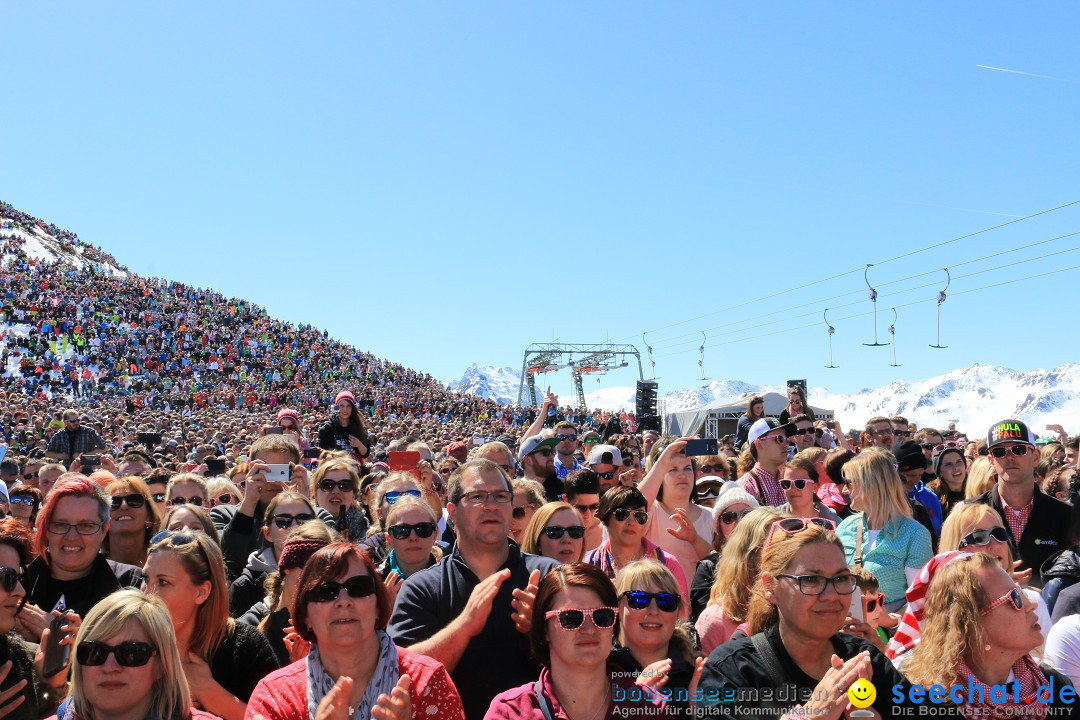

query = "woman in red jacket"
[245,542,464,720]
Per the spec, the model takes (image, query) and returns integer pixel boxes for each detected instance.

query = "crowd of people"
[2,205,1080,718]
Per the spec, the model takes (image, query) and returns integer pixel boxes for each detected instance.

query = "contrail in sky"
[976,64,1073,83]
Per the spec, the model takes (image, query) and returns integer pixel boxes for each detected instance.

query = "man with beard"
[518,435,560,501]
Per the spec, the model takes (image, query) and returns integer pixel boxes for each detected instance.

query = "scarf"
[955,655,1049,718]
[306,631,399,720]
[591,539,666,580]
[886,551,973,660]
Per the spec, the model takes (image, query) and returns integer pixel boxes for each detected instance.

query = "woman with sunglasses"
[0,519,63,719]
[310,458,368,543]
[904,553,1074,714]
[777,456,841,525]
[7,486,41,531]
[834,448,933,612]
[247,542,464,720]
[103,476,162,568]
[697,520,908,719]
[639,438,715,592]
[688,485,760,622]
[230,491,319,617]
[143,531,279,720]
[317,390,372,464]
[57,589,219,720]
[509,480,544,546]
[611,560,701,715]
[378,496,442,606]
[485,563,666,720]
[274,408,310,453]
[206,477,243,510]
[696,507,785,655]
[938,503,1049,635]
[521,503,586,564]
[583,486,690,611]
[360,474,423,567]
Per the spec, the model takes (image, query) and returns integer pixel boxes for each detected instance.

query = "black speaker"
[636,380,660,432]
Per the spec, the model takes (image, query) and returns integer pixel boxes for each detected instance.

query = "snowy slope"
[453,363,1080,435]
[0,220,126,276]
[449,364,542,405]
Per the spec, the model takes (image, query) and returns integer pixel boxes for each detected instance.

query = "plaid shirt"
[998,486,1034,541]
[739,466,786,506]
[45,426,106,461]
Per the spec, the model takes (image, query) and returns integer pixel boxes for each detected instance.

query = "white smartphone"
[262,464,291,483]
[849,586,864,623]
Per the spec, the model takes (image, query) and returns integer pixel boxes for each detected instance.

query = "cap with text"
[986,419,1036,449]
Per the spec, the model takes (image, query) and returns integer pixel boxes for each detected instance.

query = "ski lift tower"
[518,343,644,407]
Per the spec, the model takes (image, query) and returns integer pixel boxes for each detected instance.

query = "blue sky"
[4,3,1079,400]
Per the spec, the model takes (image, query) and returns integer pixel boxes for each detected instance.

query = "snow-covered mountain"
[449,365,542,405]
[452,363,1080,435]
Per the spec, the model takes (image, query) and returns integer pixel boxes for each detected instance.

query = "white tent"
[663,391,834,438]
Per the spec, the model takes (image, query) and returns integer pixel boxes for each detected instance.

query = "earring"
[985,644,992,651]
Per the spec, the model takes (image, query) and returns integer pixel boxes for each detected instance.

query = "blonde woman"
[964,456,996,499]
[58,589,218,720]
[611,560,701,715]
[938,503,1050,647]
[904,553,1072,714]
[835,448,933,611]
[695,507,786,655]
[309,457,367,541]
[378,495,444,606]
[521,502,586,564]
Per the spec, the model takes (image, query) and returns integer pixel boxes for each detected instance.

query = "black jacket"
[966,483,1073,588]
[1042,548,1080,616]
[0,632,47,720]
[610,641,697,714]
[689,552,718,622]
[25,553,144,619]
[317,417,369,459]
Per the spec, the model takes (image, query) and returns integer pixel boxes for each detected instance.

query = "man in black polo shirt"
[967,418,1072,588]
[388,458,558,720]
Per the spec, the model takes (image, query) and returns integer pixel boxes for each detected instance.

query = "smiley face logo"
[848,678,876,708]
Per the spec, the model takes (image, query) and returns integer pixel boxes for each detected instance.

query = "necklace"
[562,684,610,720]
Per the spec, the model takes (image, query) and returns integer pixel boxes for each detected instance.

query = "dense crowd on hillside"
[3,203,1080,720]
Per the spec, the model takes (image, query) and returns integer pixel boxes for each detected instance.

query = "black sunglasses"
[318,479,355,493]
[110,493,146,510]
[622,590,680,613]
[612,508,648,525]
[0,566,22,593]
[388,522,437,540]
[271,513,315,529]
[76,640,157,667]
[308,575,378,603]
[168,495,204,507]
[597,471,616,480]
[546,607,617,630]
[542,525,585,540]
[720,508,752,525]
[512,506,537,519]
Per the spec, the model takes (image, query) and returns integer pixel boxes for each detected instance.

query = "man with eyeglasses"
[585,444,623,495]
[551,421,583,480]
[914,427,944,464]
[518,435,560,501]
[967,419,1071,588]
[890,415,911,440]
[563,469,603,552]
[864,416,896,450]
[389,459,558,720]
[790,414,817,453]
[737,418,796,507]
[44,409,106,465]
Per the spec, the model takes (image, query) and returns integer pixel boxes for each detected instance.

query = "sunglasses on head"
[319,479,355,493]
[150,529,200,545]
[271,513,314,529]
[720,508,753,525]
[545,607,617,630]
[388,522,437,540]
[765,517,836,547]
[308,575,377,603]
[780,478,812,490]
[990,445,1032,458]
[542,525,585,540]
[110,493,146,510]
[169,495,204,507]
[621,590,680,613]
[959,526,1010,548]
[612,508,648,525]
[384,490,422,505]
[981,586,1025,615]
[0,566,22,593]
[76,640,157,667]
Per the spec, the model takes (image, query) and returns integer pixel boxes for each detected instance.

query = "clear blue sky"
[4,3,1079,400]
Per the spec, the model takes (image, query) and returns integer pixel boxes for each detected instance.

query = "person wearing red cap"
[317,391,371,462]
[446,442,469,464]
[274,408,309,452]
